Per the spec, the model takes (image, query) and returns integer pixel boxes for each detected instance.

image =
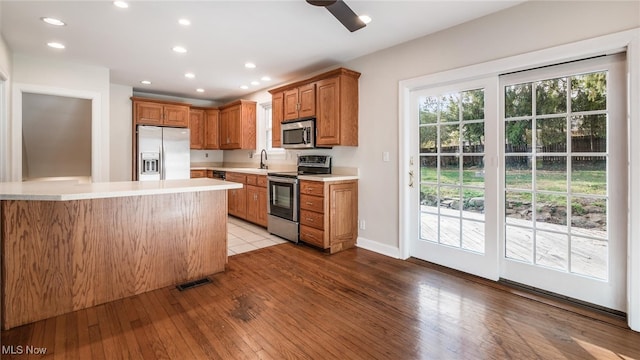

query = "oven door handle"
[268,176,299,184]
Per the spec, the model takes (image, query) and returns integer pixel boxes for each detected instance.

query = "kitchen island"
[0,178,242,329]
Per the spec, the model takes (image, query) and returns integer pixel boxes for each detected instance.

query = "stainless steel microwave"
[281,119,315,149]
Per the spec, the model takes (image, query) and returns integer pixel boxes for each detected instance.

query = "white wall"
[11,54,110,181]
[0,32,12,182]
[110,84,133,181]
[337,0,640,254]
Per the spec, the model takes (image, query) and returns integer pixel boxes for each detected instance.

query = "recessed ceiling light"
[196,88,205,93]
[240,85,249,90]
[41,17,65,26]
[140,80,152,85]
[185,73,195,79]
[47,42,65,49]
[172,46,187,53]
[359,15,372,24]
[244,62,256,69]
[251,81,260,86]
[113,1,129,9]
[261,76,271,82]
[178,18,191,26]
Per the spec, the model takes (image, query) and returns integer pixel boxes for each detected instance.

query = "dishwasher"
[211,170,226,180]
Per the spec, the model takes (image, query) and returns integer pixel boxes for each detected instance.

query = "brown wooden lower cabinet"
[190,169,207,178]
[299,179,358,254]
[226,172,267,227]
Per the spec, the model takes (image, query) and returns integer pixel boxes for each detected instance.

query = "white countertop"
[0,178,243,201]
[191,165,359,181]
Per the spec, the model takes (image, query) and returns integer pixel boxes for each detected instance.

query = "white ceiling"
[1,0,524,102]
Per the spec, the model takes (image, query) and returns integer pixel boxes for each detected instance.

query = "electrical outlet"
[359,220,366,230]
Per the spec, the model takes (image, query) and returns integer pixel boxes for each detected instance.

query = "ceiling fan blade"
[325,0,366,32]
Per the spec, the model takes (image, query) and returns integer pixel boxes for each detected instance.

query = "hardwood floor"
[2,243,639,359]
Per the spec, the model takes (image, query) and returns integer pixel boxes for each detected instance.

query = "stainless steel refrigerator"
[137,125,190,181]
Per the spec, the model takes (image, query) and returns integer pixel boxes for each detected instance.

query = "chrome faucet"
[260,149,268,169]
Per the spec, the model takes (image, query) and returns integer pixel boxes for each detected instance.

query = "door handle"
[409,170,414,188]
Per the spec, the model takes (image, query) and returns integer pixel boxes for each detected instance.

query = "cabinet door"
[246,185,259,224]
[204,109,220,149]
[298,83,316,119]
[283,88,299,121]
[257,187,268,227]
[163,104,190,127]
[190,109,205,149]
[329,182,358,244]
[220,106,241,149]
[135,101,163,125]
[315,77,341,146]
[272,92,284,147]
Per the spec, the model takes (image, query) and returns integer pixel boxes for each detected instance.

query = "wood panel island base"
[0,179,241,330]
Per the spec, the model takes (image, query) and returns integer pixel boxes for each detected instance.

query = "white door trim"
[398,28,640,331]
[11,83,108,182]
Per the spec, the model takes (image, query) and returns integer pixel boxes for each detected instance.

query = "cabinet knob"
[306,218,314,222]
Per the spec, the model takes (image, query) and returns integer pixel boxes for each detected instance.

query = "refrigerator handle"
[160,145,165,180]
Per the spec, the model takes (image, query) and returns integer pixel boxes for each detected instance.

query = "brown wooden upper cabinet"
[204,108,220,150]
[269,68,360,148]
[219,100,256,150]
[190,108,205,149]
[133,98,190,127]
[190,107,220,150]
[271,92,284,148]
[283,83,316,121]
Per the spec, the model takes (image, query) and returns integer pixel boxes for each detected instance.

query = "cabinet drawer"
[190,169,206,178]
[226,173,246,184]
[257,175,267,187]
[300,181,324,196]
[300,194,324,213]
[300,225,325,248]
[246,174,257,186]
[300,209,324,230]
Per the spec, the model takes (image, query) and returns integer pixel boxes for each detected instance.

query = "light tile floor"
[227,216,289,256]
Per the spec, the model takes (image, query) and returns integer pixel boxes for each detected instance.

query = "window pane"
[420,156,437,183]
[440,156,459,184]
[571,236,607,280]
[536,117,567,152]
[571,72,607,112]
[571,115,606,152]
[440,124,459,153]
[462,156,484,187]
[506,225,533,263]
[535,231,568,271]
[462,123,484,153]
[461,89,484,121]
[419,126,437,153]
[505,120,532,153]
[463,188,484,214]
[505,156,532,190]
[536,194,567,232]
[419,96,438,124]
[536,156,566,192]
[420,212,438,242]
[505,83,532,118]
[505,191,532,226]
[440,93,460,122]
[536,77,567,115]
[462,219,484,253]
[571,156,606,196]
[571,197,607,232]
[420,184,438,211]
[439,186,461,215]
[440,216,460,247]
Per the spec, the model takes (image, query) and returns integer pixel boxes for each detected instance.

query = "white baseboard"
[356,237,401,259]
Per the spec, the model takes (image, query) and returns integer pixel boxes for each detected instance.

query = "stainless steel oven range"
[267,155,331,243]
